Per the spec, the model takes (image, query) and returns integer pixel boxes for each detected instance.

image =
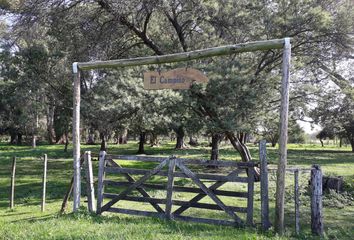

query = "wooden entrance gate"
[96,152,256,227]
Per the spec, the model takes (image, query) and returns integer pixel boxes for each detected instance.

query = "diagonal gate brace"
[101,159,168,212]
[176,161,243,225]
[106,159,165,213]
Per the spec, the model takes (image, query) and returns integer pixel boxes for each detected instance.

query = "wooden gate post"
[275,37,291,235]
[10,156,16,209]
[85,151,96,213]
[294,169,300,234]
[246,164,254,226]
[311,165,323,236]
[259,140,270,230]
[165,156,176,220]
[41,154,48,212]
[97,151,106,214]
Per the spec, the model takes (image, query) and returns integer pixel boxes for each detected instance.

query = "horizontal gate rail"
[103,180,248,198]
[97,153,256,227]
[106,155,255,168]
[105,167,249,182]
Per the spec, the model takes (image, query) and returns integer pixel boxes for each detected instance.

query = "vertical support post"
[165,156,176,220]
[275,37,291,234]
[311,165,323,236]
[72,62,81,212]
[294,169,300,235]
[260,140,270,230]
[246,164,254,226]
[10,156,16,209]
[85,151,96,213]
[97,151,106,214]
[41,154,48,212]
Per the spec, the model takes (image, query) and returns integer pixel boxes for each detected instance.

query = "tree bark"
[320,139,324,147]
[17,133,22,145]
[100,133,107,151]
[118,128,128,144]
[226,131,260,181]
[174,126,186,149]
[47,104,56,144]
[137,132,146,154]
[149,133,159,147]
[188,135,198,146]
[210,133,222,161]
[87,129,95,145]
[32,135,37,148]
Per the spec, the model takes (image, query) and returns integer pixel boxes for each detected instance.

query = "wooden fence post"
[85,151,96,213]
[165,156,176,220]
[96,151,106,214]
[41,154,48,212]
[275,37,291,235]
[294,169,300,234]
[246,164,254,226]
[10,156,16,209]
[311,165,323,236]
[260,140,271,230]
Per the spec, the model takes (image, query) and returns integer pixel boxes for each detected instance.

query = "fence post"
[96,151,106,214]
[165,156,176,220]
[41,154,48,212]
[259,140,271,230]
[85,151,96,213]
[10,156,16,209]
[246,163,254,226]
[311,165,323,236]
[294,169,300,234]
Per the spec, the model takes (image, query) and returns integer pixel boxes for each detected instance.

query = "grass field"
[0,141,353,240]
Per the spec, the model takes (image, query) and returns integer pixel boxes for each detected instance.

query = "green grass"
[0,141,353,239]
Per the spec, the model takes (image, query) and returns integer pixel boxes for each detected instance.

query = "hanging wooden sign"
[143,68,208,90]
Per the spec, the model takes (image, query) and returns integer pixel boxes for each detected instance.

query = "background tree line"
[0,0,353,159]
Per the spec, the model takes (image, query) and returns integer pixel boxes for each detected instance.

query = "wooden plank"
[41,154,47,212]
[107,207,165,219]
[107,155,254,168]
[104,180,248,198]
[103,194,247,213]
[76,39,285,70]
[10,156,16,209]
[101,159,168,212]
[106,159,164,213]
[96,151,106,214]
[173,169,244,215]
[60,155,85,213]
[144,68,208,90]
[105,167,248,182]
[259,140,271,230]
[176,161,243,224]
[174,215,237,227]
[72,69,81,212]
[85,151,96,213]
[294,169,300,235]
[275,37,291,235]
[165,158,176,219]
[246,166,254,226]
[311,165,323,236]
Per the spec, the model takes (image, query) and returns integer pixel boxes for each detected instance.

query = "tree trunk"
[174,126,186,149]
[32,135,37,148]
[226,131,260,181]
[137,132,146,154]
[339,138,342,148]
[188,135,198,146]
[118,128,128,144]
[10,133,17,144]
[64,128,69,152]
[149,133,159,147]
[17,133,22,145]
[47,104,56,144]
[100,133,107,151]
[210,133,222,161]
[320,139,324,147]
[87,129,95,144]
